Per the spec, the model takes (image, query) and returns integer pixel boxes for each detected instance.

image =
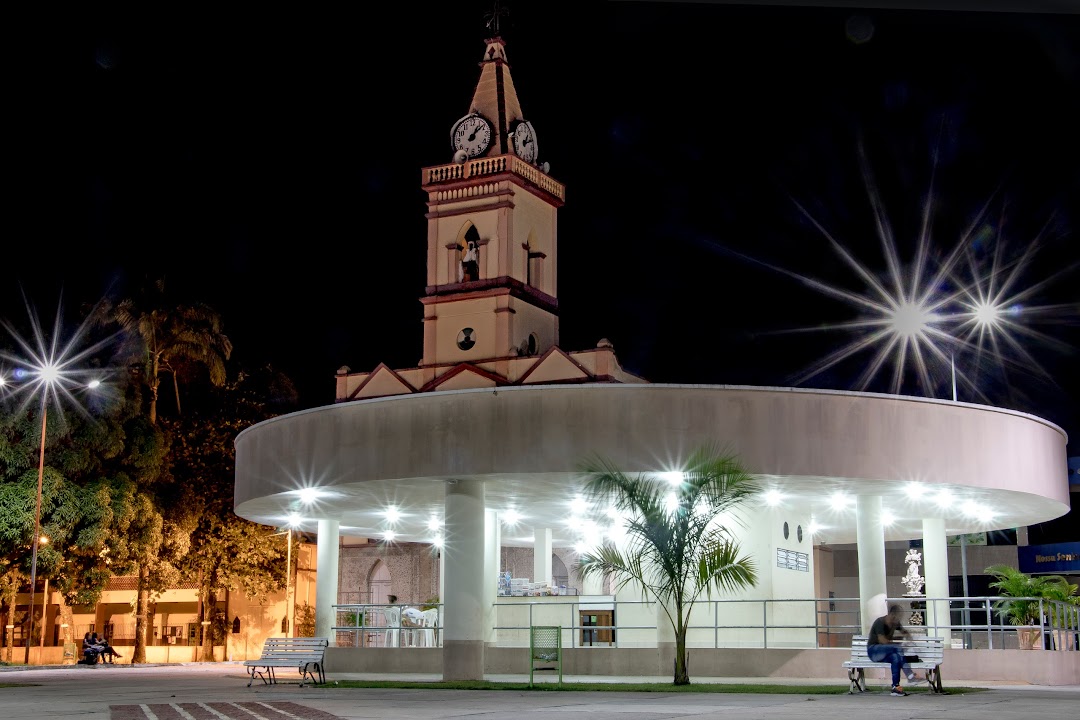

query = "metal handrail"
[330,595,1079,651]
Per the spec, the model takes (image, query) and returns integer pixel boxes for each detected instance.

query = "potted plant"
[984,565,1049,650]
[1041,576,1079,651]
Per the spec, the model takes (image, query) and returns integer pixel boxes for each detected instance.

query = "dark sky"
[5,2,1080,453]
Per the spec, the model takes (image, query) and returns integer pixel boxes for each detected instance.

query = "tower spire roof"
[467,35,524,157]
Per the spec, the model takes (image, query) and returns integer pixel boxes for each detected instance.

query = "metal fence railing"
[331,596,1079,651]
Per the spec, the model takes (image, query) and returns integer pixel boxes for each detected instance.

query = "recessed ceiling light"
[830,492,851,510]
[657,471,684,486]
[905,482,925,499]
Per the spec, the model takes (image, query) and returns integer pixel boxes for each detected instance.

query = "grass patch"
[320,680,989,694]
[325,680,845,693]
[0,683,38,688]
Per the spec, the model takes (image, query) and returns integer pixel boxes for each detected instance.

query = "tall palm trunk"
[172,372,182,417]
[133,564,150,663]
[148,355,161,425]
[674,628,690,685]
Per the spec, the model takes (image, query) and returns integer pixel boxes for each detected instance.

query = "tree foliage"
[95,277,233,425]
[3,284,295,663]
[0,363,162,640]
[576,444,761,685]
[167,365,298,658]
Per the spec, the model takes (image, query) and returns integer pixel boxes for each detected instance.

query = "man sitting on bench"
[867,604,926,696]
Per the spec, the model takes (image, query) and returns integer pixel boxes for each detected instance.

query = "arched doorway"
[367,561,393,646]
[368,561,391,606]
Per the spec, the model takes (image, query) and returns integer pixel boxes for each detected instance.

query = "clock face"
[451,114,493,158]
[512,121,538,163]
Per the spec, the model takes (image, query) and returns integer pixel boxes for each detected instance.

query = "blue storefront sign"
[1018,542,1080,574]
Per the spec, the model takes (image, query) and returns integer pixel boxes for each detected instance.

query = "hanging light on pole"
[25,387,50,665]
[3,298,111,665]
[3,363,102,664]
[273,515,300,638]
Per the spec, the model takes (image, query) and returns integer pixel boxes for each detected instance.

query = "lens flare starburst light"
[1,291,116,419]
[737,135,1076,403]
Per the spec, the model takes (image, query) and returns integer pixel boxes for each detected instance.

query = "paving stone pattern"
[110,701,342,720]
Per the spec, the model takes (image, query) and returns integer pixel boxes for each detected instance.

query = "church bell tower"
[418,34,564,383]
[334,29,645,402]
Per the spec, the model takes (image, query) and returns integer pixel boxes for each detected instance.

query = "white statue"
[459,239,479,282]
[901,548,925,596]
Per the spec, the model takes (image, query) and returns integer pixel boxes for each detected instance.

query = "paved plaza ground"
[1,662,1078,720]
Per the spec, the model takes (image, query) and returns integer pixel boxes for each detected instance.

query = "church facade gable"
[346,363,416,400]
[419,363,505,393]
[517,347,591,385]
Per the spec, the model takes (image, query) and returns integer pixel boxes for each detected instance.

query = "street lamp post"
[3,366,100,665]
[24,392,48,665]
[951,353,973,649]
[272,518,298,638]
[3,304,108,666]
[286,526,293,637]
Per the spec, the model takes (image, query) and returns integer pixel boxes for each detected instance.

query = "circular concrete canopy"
[234,384,1070,547]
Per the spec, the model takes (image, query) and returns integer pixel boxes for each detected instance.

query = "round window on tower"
[457,328,476,351]
[783,522,789,540]
[527,333,538,355]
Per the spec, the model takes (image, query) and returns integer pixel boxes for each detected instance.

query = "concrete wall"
[323,645,1080,686]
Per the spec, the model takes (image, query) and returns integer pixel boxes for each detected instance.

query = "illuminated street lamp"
[2,304,109,665]
[272,514,301,637]
[8,367,101,664]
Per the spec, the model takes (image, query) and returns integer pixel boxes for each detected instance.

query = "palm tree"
[985,565,1049,628]
[984,564,1062,650]
[91,278,230,662]
[104,278,232,424]
[1041,576,1079,650]
[576,444,760,685]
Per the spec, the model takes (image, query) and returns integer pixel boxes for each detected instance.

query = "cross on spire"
[485,0,509,36]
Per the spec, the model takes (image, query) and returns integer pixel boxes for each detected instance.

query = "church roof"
[469,36,525,158]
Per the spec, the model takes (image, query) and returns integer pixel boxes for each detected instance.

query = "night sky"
[5,2,1079,454]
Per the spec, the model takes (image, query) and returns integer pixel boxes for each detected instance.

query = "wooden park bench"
[243,636,329,687]
[842,635,946,694]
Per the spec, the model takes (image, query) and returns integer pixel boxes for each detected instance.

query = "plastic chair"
[383,606,401,647]
[420,608,440,647]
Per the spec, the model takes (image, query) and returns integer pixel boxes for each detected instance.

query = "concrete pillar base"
[443,640,485,680]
